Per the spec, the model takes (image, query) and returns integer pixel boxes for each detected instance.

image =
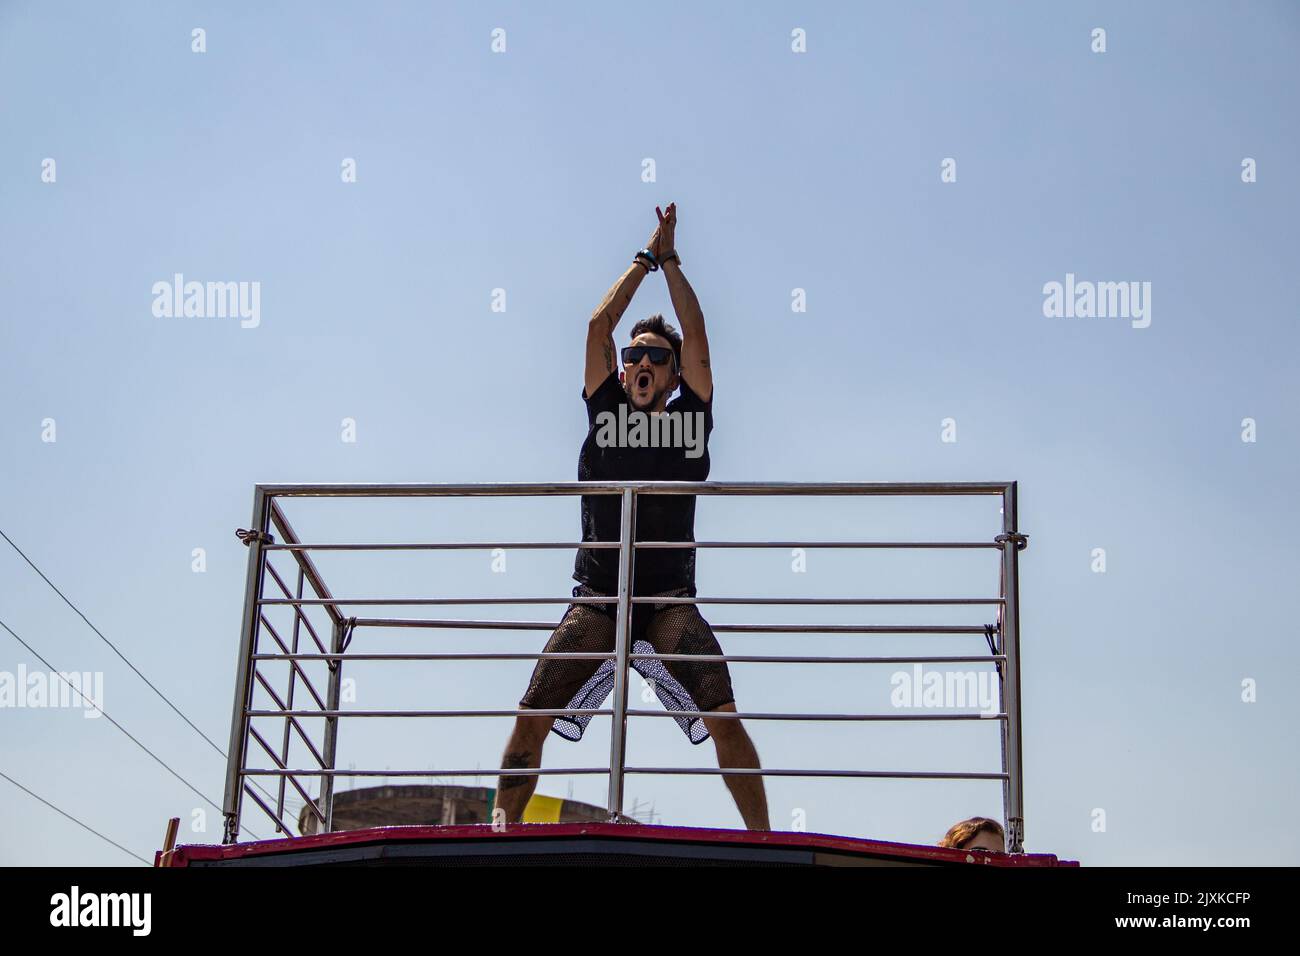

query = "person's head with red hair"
[939,817,1005,853]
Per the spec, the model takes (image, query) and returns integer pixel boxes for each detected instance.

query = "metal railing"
[222,481,1027,852]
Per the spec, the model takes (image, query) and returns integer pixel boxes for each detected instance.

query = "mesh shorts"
[518,583,736,745]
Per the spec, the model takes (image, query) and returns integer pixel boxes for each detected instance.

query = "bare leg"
[493,706,555,823]
[702,702,769,830]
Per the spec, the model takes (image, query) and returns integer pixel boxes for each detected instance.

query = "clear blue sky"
[2,0,1296,866]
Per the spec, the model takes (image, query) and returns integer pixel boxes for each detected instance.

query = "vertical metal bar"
[1000,482,1025,853]
[996,513,1010,848]
[319,619,346,833]
[222,487,269,844]
[276,567,304,829]
[606,488,637,820]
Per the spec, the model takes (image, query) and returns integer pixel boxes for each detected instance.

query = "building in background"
[298,784,636,835]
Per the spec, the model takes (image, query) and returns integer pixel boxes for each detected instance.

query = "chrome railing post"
[276,567,304,828]
[319,618,346,833]
[606,487,637,821]
[223,486,269,844]
[996,573,1010,849]
[999,482,1026,853]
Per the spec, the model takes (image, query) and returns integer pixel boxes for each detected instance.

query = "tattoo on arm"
[603,340,614,372]
[700,356,710,368]
[499,750,535,790]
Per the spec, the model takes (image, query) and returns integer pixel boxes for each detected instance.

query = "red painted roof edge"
[162,822,1078,867]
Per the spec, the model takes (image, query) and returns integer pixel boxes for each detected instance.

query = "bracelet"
[634,248,660,272]
[659,249,681,267]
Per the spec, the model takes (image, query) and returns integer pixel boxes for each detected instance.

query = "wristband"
[634,248,660,272]
[659,249,681,267]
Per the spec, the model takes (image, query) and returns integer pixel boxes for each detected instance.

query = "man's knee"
[510,707,555,748]
[702,701,743,742]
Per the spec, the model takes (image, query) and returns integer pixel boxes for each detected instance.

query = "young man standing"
[495,204,769,830]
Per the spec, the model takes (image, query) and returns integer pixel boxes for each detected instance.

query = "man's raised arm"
[585,262,647,399]
[658,204,712,402]
[585,217,666,397]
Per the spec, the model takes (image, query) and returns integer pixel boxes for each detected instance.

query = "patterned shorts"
[518,583,736,745]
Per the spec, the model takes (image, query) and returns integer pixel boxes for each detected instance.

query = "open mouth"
[636,372,652,390]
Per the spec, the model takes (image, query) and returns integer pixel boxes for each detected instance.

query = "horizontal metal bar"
[634,597,1002,606]
[253,652,616,662]
[247,708,613,718]
[350,618,994,634]
[264,541,621,551]
[260,597,616,607]
[258,481,1014,498]
[709,624,993,634]
[625,710,1006,721]
[262,539,997,552]
[244,768,609,777]
[251,652,1004,664]
[624,768,1010,780]
[630,654,1005,664]
[248,708,1004,721]
[241,767,1007,780]
[635,541,998,550]
[352,617,558,629]
[262,596,1002,607]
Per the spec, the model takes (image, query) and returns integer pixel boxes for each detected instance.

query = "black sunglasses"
[621,345,676,368]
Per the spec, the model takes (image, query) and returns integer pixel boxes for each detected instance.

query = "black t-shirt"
[573,370,713,594]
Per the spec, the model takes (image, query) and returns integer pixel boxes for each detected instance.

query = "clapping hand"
[655,203,676,259]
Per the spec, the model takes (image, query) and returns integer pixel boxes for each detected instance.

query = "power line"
[0,768,151,866]
[0,528,281,808]
[0,528,230,758]
[0,616,264,841]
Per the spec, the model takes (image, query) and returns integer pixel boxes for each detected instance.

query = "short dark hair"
[628,313,682,372]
